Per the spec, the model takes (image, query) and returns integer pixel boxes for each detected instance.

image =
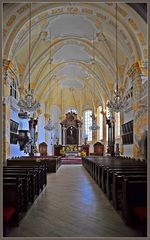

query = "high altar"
[60,111,82,145]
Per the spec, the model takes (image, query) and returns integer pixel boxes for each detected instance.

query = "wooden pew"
[4,166,42,194]
[3,207,16,236]
[82,156,147,190]
[3,169,37,203]
[3,175,30,212]
[122,178,147,227]
[101,162,146,192]
[7,159,47,188]
[9,156,61,173]
[105,166,147,199]
[3,177,24,224]
[112,171,147,209]
[82,156,147,236]
[3,160,48,236]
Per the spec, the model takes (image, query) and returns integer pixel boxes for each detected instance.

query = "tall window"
[106,107,110,141]
[10,78,18,100]
[97,106,103,141]
[115,112,120,138]
[83,110,92,141]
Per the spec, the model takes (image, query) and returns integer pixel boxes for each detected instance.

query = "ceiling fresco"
[3,2,147,114]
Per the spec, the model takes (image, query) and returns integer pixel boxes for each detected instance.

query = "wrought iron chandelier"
[44,118,55,131]
[18,3,40,112]
[107,3,127,113]
[89,31,100,131]
[44,30,55,131]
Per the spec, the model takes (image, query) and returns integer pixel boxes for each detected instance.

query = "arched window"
[106,106,110,142]
[97,106,103,141]
[83,110,92,142]
[10,78,18,100]
[115,112,120,138]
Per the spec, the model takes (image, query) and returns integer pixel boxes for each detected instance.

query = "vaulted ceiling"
[3,3,147,116]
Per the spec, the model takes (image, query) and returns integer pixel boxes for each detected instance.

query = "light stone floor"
[7,165,143,237]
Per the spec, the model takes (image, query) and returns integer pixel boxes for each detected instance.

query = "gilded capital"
[44,113,50,120]
[37,108,42,116]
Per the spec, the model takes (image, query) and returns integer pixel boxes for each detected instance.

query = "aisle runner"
[61,157,82,164]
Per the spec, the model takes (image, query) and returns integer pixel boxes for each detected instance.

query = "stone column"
[101,109,106,153]
[44,113,49,145]
[127,61,148,159]
[120,112,123,155]
[78,123,82,146]
[62,126,66,145]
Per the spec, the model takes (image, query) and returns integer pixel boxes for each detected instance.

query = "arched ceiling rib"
[3,3,147,113]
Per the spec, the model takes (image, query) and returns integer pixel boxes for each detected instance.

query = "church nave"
[7,165,142,237]
[2,2,148,238]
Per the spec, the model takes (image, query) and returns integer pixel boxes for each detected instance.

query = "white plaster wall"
[37,113,45,145]
[89,143,93,153]
[123,109,133,123]
[123,145,133,157]
[48,131,55,155]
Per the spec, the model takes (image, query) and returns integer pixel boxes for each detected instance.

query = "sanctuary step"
[61,157,82,164]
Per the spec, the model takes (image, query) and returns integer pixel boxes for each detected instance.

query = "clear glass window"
[97,106,103,141]
[10,78,18,100]
[83,110,92,141]
[115,112,120,138]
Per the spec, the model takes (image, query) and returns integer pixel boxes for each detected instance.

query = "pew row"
[3,160,47,236]
[82,156,147,236]
[8,156,61,173]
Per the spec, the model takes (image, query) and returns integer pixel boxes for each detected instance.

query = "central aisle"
[8,165,142,237]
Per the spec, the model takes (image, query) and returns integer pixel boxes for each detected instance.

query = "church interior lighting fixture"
[89,114,100,131]
[89,31,100,131]
[17,3,40,113]
[107,3,127,113]
[44,30,55,131]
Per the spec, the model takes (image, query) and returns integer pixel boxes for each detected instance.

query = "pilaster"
[3,59,11,162]
[127,61,148,159]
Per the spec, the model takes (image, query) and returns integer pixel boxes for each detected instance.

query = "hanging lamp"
[44,30,55,131]
[18,3,40,112]
[89,31,100,131]
[107,3,127,113]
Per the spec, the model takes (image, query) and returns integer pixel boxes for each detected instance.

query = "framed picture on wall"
[10,119,19,133]
[10,132,18,144]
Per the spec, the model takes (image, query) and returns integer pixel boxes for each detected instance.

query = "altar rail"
[54,145,89,156]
